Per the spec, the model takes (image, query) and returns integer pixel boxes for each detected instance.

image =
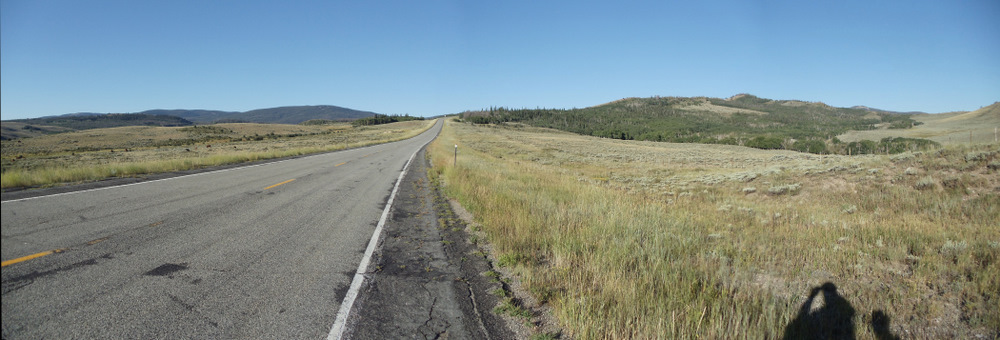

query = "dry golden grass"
[429,119,999,339]
[1,120,435,189]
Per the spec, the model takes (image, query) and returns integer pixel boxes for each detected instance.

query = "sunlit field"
[1,120,435,189]
[429,119,998,339]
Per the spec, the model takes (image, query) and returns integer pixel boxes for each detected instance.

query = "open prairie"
[1,120,435,189]
[428,119,998,339]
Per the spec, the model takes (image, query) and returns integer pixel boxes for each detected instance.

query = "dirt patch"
[816,177,857,194]
[679,100,768,117]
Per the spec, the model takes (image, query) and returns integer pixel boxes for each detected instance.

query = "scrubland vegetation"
[1,120,435,189]
[428,119,998,339]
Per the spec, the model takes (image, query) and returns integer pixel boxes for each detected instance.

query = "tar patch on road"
[144,263,189,277]
[344,149,516,340]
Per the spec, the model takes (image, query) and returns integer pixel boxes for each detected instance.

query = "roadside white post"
[454,144,458,166]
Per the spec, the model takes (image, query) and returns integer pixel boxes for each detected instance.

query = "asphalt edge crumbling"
[342,148,518,340]
[427,153,565,340]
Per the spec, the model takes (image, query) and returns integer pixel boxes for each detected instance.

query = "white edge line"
[326,142,427,340]
[327,121,439,339]
[1,141,399,203]
[2,157,297,203]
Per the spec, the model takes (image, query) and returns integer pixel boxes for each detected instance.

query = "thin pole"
[454,145,458,166]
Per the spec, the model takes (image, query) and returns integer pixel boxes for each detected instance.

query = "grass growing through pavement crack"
[494,297,532,319]
[530,332,560,340]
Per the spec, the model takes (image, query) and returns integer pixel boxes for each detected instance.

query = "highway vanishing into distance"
[1,120,442,338]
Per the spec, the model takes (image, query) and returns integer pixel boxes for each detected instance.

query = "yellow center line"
[335,162,347,167]
[1,221,157,268]
[87,238,108,245]
[264,179,295,190]
[1,249,65,268]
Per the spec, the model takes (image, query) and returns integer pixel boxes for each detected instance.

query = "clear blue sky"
[2,0,998,119]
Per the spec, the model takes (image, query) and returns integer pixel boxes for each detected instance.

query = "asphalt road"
[1,120,442,339]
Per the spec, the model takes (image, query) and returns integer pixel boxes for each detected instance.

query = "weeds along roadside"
[427,118,999,339]
[0,120,436,189]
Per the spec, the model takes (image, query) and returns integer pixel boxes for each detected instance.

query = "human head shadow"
[870,310,901,340]
[783,282,856,340]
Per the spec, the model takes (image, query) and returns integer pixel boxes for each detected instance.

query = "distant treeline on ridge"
[351,114,424,127]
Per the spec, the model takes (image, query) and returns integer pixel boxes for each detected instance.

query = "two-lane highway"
[1,120,442,338]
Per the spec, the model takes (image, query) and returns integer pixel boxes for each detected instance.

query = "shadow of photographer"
[870,310,901,340]
[783,282,902,340]
[783,282,856,339]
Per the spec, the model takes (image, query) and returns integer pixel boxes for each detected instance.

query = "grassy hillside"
[839,102,1000,145]
[0,122,76,140]
[429,119,998,339]
[462,94,934,155]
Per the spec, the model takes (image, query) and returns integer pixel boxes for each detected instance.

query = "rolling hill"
[2,114,193,140]
[0,122,76,140]
[838,102,1000,145]
[462,94,939,154]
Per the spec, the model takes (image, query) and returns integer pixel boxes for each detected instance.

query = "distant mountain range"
[1,105,379,140]
[37,105,377,124]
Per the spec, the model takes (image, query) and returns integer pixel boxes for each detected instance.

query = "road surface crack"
[417,283,451,340]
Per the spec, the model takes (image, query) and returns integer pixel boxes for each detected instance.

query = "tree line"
[351,114,424,127]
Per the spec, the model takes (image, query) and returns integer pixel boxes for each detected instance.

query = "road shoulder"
[343,149,516,339]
